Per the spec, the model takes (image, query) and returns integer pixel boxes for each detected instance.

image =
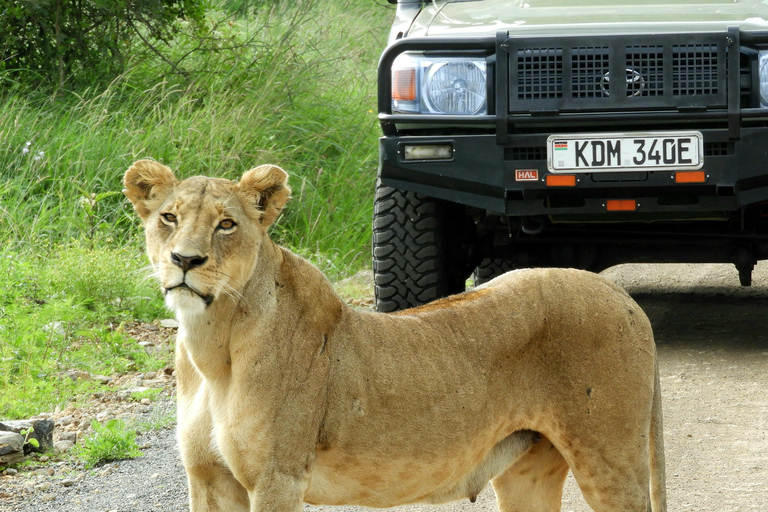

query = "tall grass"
[0,0,393,420]
[0,0,390,270]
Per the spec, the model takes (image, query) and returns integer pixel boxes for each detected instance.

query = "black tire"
[473,258,516,286]
[373,180,473,312]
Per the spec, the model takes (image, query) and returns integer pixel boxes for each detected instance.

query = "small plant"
[19,426,39,450]
[75,419,143,469]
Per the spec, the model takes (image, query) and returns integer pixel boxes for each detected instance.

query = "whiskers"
[215,271,246,305]
[131,263,161,285]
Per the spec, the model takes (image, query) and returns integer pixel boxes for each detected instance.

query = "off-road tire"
[373,181,473,312]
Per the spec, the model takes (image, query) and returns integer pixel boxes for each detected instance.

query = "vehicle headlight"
[391,53,487,115]
[760,51,768,107]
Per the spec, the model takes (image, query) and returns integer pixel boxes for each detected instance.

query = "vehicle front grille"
[505,33,729,113]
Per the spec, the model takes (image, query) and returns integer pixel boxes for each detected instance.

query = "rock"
[5,468,18,476]
[42,493,56,502]
[0,433,24,465]
[0,418,54,453]
[54,440,74,454]
[36,482,52,491]
[58,431,77,443]
[143,371,157,380]
[138,341,154,347]
[117,386,150,398]
[58,416,75,427]
[160,318,179,328]
[140,398,151,405]
[92,374,111,385]
[64,370,91,382]
[61,478,76,487]
[96,411,112,422]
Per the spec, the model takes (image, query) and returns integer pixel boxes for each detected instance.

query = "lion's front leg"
[186,464,250,512]
[179,410,250,511]
[244,469,307,512]
[176,345,249,511]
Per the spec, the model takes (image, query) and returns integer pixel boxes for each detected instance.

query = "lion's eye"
[161,213,177,224]
[218,219,236,231]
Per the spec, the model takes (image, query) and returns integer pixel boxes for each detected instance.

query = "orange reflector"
[606,199,637,212]
[674,171,706,184]
[545,174,577,187]
[392,68,416,101]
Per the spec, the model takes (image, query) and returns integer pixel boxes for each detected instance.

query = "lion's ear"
[237,164,291,227]
[123,159,177,220]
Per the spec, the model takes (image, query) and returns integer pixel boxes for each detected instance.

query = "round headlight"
[424,61,487,115]
[760,51,768,107]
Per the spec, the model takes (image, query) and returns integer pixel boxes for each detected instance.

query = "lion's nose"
[171,252,208,272]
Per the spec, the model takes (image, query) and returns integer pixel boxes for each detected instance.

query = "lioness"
[124,159,666,512]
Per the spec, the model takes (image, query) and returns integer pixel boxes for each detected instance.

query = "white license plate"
[547,132,703,173]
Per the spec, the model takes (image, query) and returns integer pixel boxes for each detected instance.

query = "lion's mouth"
[165,283,214,307]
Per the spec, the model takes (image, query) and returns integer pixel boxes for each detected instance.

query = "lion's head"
[123,159,290,316]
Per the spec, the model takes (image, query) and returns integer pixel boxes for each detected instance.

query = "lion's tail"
[649,356,667,512]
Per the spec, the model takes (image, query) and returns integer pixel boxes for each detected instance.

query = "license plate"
[547,132,703,173]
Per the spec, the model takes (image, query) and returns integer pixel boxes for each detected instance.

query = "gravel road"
[4,262,768,512]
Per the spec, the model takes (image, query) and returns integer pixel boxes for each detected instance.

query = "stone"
[5,468,18,476]
[42,493,56,502]
[0,419,54,453]
[92,374,111,385]
[61,478,76,487]
[64,370,91,382]
[36,482,52,491]
[54,440,74,454]
[160,318,179,328]
[58,431,77,443]
[58,416,75,427]
[117,386,150,398]
[0,431,25,465]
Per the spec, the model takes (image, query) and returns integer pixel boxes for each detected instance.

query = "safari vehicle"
[372,0,768,311]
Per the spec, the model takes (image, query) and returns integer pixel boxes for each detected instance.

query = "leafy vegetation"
[0,0,391,420]
[0,0,207,89]
[74,419,143,468]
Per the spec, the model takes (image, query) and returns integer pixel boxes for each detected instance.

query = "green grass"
[0,0,391,421]
[74,419,143,469]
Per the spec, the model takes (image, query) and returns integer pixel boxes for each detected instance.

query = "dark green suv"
[374,0,768,311]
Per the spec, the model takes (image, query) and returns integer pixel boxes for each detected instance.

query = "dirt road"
[6,262,768,511]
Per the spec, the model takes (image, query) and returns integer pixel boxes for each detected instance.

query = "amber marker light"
[545,174,577,187]
[392,68,416,101]
[674,171,707,184]
[605,199,637,212]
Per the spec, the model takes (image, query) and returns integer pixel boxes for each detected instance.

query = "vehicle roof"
[409,0,768,37]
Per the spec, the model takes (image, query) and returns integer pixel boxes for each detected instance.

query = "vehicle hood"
[410,0,768,37]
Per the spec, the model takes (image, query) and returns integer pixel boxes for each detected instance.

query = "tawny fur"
[123,159,667,512]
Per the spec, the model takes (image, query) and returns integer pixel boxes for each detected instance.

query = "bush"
[0,0,207,89]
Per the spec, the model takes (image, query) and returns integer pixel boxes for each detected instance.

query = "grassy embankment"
[0,0,391,419]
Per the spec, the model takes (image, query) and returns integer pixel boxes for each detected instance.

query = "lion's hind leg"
[491,435,569,512]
